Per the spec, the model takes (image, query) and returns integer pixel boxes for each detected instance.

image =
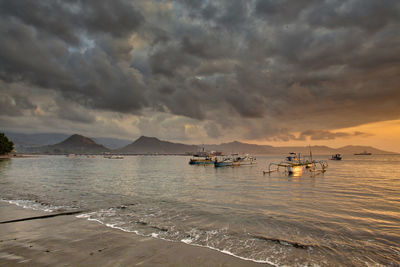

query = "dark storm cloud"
[0,0,143,42]
[1,0,400,140]
[0,89,36,116]
[0,0,146,115]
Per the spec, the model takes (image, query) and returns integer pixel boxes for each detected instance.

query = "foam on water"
[1,199,65,212]
[75,208,281,266]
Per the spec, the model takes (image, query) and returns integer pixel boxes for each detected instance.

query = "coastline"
[0,202,268,266]
[0,154,37,159]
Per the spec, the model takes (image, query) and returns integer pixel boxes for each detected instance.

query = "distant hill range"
[204,142,393,155]
[7,132,394,155]
[117,136,198,154]
[30,134,109,154]
[5,131,131,150]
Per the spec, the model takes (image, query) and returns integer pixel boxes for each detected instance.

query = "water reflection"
[0,155,399,266]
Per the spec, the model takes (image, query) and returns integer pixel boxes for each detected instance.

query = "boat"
[214,154,240,167]
[189,149,217,165]
[109,155,124,159]
[214,157,235,167]
[214,153,256,167]
[330,154,342,160]
[354,151,371,155]
[236,154,257,165]
[264,151,328,176]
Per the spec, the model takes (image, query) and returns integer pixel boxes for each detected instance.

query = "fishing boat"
[264,150,328,175]
[214,153,256,167]
[189,149,220,165]
[189,153,214,165]
[330,154,342,160]
[236,154,257,165]
[354,151,371,155]
[214,156,237,167]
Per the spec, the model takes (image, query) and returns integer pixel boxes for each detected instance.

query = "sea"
[0,154,399,266]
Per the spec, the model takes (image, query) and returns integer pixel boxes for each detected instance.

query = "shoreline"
[0,202,269,266]
[0,154,38,159]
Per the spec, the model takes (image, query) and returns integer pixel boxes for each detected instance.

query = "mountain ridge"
[10,133,395,155]
[117,136,198,154]
[5,131,131,150]
[30,134,109,154]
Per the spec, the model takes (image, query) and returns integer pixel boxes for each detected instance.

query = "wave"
[1,199,67,212]
[75,209,301,266]
[250,234,315,249]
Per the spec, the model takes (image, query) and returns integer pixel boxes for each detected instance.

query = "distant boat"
[330,154,342,160]
[109,155,124,159]
[189,149,221,165]
[214,154,256,167]
[354,151,372,155]
[236,154,257,165]
[189,149,215,165]
[214,154,240,167]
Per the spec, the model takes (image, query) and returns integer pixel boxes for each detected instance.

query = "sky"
[0,0,400,152]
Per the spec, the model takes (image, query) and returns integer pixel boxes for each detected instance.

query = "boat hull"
[214,161,235,167]
[189,160,214,165]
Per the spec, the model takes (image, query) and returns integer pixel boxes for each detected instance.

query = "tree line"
[0,133,14,154]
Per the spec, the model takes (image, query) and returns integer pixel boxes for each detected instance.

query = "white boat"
[214,153,256,167]
[237,154,257,165]
[108,155,124,159]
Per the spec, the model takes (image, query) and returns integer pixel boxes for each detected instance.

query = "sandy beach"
[0,202,267,266]
[0,154,36,159]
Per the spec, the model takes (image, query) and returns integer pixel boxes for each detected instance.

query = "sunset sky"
[1,1,400,152]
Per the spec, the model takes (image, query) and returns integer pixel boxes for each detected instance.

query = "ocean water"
[0,155,399,266]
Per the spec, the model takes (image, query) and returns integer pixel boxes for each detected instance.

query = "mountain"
[32,134,109,154]
[334,145,392,155]
[5,131,132,151]
[7,131,393,155]
[204,141,274,154]
[117,136,198,154]
[205,141,393,155]
[92,137,131,149]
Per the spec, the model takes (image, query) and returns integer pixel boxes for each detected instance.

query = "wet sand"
[0,202,268,266]
[0,154,36,159]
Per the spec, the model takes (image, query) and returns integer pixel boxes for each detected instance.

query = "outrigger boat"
[236,154,257,165]
[264,150,328,175]
[214,153,257,167]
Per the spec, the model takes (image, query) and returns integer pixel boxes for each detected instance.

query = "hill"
[5,131,132,151]
[117,136,198,154]
[7,132,394,155]
[32,134,109,154]
[205,141,392,155]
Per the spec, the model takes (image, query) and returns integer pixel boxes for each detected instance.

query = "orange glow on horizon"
[245,119,400,153]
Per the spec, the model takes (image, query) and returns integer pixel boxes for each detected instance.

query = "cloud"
[0,0,399,142]
[297,130,372,141]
